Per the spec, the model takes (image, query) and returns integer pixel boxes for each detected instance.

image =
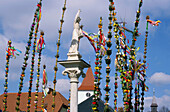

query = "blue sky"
[0,0,170,111]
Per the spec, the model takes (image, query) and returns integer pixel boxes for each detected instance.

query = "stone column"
[59,60,90,112]
[67,70,80,112]
[70,78,78,112]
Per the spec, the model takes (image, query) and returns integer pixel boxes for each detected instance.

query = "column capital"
[62,68,82,83]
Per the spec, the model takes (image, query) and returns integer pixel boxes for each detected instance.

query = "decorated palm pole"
[3,40,21,112]
[112,12,120,112]
[140,16,149,112]
[67,89,71,112]
[15,0,42,111]
[133,58,144,111]
[118,22,130,112]
[133,58,139,111]
[4,41,21,111]
[41,64,48,112]
[137,81,140,111]
[128,0,143,111]
[52,0,67,111]
[34,31,45,111]
[92,17,104,112]
[97,17,105,100]
[139,16,161,111]
[27,2,42,111]
[104,0,114,111]
[92,30,100,112]
[113,23,120,112]
[3,40,12,112]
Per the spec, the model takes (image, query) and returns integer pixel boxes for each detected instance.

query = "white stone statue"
[68,9,83,54]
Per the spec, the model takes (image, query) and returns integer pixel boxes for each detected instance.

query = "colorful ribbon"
[6,46,22,58]
[36,33,45,52]
[147,19,161,26]
[82,30,106,56]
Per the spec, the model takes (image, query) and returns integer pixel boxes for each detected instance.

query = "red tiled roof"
[78,67,94,91]
[0,90,68,112]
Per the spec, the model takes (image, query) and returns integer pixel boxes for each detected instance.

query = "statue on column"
[58,9,90,112]
[68,9,83,55]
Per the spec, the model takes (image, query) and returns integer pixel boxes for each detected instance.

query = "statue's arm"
[74,9,81,24]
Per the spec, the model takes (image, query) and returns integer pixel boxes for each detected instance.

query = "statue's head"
[76,17,81,23]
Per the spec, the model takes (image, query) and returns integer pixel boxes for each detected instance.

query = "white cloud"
[150,72,170,85]
[144,95,170,111]
[0,1,37,41]
[1,0,169,55]
[164,89,170,95]
[56,79,70,94]
[144,0,170,17]
[1,0,169,38]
